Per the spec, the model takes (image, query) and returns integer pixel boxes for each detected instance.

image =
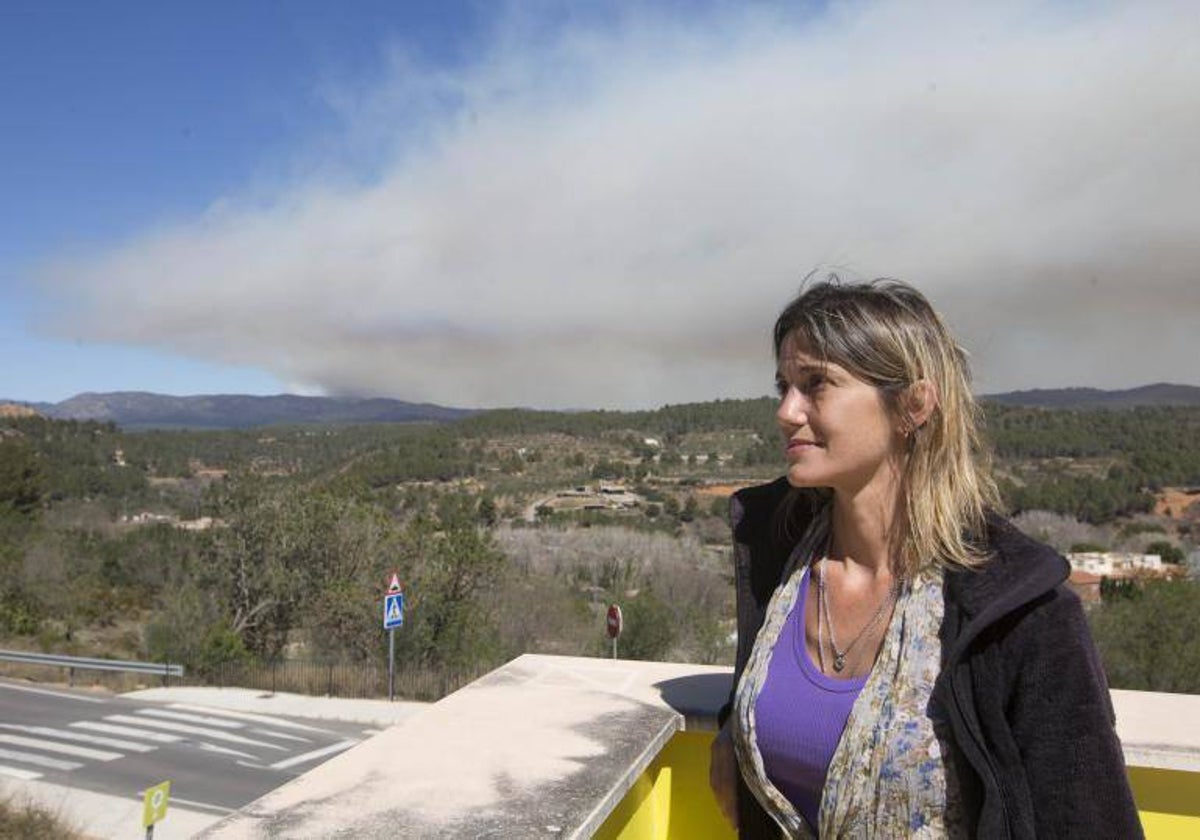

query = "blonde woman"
[709,279,1141,838]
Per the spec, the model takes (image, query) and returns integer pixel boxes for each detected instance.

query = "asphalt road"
[0,677,373,818]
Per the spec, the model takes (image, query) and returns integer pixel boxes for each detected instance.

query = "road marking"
[0,747,82,771]
[136,708,244,729]
[268,738,358,770]
[0,682,106,704]
[249,728,311,743]
[0,734,121,761]
[167,703,331,733]
[72,722,183,743]
[105,715,287,750]
[0,724,156,753]
[166,796,234,814]
[0,763,43,780]
[195,742,257,760]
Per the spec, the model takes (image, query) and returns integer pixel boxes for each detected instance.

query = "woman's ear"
[900,379,938,433]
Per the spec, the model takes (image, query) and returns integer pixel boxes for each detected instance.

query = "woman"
[709,278,1141,838]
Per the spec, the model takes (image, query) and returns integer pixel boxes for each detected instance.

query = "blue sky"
[2,0,489,400]
[2,1,1197,408]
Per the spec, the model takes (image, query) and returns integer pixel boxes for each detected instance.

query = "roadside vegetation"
[0,401,1197,695]
[0,795,83,840]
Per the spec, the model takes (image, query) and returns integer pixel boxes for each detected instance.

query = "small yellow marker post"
[142,780,171,839]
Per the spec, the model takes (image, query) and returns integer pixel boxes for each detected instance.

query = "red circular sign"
[606,604,623,639]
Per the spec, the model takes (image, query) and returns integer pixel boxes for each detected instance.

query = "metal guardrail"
[0,649,183,684]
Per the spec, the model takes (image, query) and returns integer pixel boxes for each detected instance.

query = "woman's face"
[775,333,906,498]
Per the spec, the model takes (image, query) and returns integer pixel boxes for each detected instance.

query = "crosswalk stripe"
[195,742,256,760]
[268,738,358,770]
[0,724,156,753]
[0,681,106,704]
[0,747,82,771]
[167,703,330,733]
[136,708,244,729]
[166,796,234,814]
[0,734,121,762]
[249,727,312,743]
[105,715,286,750]
[72,722,182,743]
[0,763,43,780]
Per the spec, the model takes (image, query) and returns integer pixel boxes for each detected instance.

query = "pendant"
[833,654,846,672]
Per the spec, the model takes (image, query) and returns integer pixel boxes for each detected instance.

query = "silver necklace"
[816,558,898,673]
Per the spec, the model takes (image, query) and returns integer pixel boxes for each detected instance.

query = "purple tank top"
[754,568,867,831]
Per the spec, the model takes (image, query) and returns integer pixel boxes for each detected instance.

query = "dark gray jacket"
[722,477,1143,839]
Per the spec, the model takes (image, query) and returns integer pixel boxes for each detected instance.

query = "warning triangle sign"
[387,573,402,593]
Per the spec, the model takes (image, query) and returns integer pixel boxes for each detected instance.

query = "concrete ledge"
[200,659,1200,838]
[199,655,731,839]
[1112,689,1200,773]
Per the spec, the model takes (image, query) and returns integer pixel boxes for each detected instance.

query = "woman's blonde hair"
[773,277,1000,576]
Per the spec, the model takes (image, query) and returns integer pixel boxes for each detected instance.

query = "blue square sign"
[383,592,405,629]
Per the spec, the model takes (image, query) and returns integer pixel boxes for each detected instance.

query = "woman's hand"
[709,722,739,830]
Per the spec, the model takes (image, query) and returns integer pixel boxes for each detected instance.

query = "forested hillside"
[1,399,1197,695]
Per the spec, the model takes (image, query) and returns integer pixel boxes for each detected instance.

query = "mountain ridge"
[3,383,1198,429]
[7,391,474,429]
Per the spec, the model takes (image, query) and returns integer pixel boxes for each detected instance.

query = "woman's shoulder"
[730,477,820,544]
[944,511,1072,628]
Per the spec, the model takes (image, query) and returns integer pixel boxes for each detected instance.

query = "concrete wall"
[201,656,1200,839]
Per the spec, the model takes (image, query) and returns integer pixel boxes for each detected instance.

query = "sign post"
[142,780,170,839]
[606,603,622,660]
[383,573,405,702]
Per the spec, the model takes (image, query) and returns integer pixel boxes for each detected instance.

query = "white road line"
[105,715,286,750]
[0,763,43,780]
[0,682,106,704]
[0,724,156,753]
[195,742,257,760]
[167,703,331,733]
[268,738,358,770]
[72,722,183,743]
[136,708,244,729]
[0,747,82,771]
[166,796,235,814]
[0,734,121,762]
[249,728,312,743]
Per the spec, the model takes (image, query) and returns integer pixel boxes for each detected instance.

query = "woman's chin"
[784,467,821,488]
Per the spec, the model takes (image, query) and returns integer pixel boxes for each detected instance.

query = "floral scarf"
[731,505,966,838]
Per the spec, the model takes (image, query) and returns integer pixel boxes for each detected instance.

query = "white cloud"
[36,0,1200,407]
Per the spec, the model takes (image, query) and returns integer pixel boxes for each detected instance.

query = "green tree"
[1090,580,1200,693]
[618,590,676,661]
[393,513,508,670]
[0,436,44,519]
[680,495,699,523]
[1145,540,1184,565]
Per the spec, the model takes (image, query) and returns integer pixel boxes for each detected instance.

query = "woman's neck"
[829,479,902,578]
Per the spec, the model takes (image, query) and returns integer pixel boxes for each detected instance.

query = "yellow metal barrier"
[597,732,1200,839]
[594,731,735,840]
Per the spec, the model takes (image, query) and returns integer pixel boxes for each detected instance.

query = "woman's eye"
[774,377,788,397]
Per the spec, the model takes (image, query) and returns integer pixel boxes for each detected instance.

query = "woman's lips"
[785,439,822,453]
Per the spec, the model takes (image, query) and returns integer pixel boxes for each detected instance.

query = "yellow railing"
[597,732,1200,839]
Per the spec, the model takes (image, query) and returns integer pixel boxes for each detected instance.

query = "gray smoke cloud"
[34,0,1200,408]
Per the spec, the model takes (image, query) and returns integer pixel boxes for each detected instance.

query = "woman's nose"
[777,386,808,428]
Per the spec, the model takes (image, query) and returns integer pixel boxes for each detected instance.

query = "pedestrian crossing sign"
[384,592,405,629]
[142,779,171,828]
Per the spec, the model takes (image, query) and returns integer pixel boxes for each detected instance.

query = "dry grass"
[1154,487,1200,519]
[0,794,84,839]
